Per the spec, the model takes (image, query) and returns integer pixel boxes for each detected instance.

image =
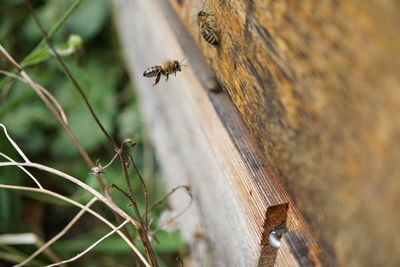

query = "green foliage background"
[0,0,182,266]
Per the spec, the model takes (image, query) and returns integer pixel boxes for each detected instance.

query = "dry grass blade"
[0,161,141,229]
[0,152,43,189]
[0,184,149,267]
[45,220,130,267]
[15,198,97,267]
[0,123,30,163]
[0,234,37,245]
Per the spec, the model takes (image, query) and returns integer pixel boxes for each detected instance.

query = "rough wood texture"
[113,0,328,266]
[167,0,400,266]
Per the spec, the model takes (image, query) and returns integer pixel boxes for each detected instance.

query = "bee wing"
[153,72,162,86]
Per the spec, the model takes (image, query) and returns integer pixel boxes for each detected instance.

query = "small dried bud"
[90,164,105,175]
[123,138,137,147]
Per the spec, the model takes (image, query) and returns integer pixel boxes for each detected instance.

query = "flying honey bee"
[143,58,187,86]
[197,1,219,46]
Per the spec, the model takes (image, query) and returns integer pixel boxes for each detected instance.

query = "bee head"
[173,60,182,72]
[175,58,188,72]
[198,11,208,17]
[198,0,207,17]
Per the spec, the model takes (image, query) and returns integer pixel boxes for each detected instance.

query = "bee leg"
[165,73,169,82]
[206,25,219,31]
[153,72,161,86]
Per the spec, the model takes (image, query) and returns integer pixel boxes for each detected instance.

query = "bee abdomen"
[143,66,161,77]
[202,29,219,45]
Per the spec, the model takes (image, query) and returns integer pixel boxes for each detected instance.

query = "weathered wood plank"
[112,0,328,266]
[166,0,400,266]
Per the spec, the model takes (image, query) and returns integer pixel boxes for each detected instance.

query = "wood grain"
[112,0,329,266]
[166,0,400,266]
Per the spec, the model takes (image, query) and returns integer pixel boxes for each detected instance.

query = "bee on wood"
[143,58,187,86]
[197,2,219,46]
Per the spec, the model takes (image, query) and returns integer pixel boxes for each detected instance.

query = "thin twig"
[0,46,22,71]
[45,220,130,267]
[129,155,149,229]
[106,180,156,266]
[0,123,30,163]
[16,198,97,267]
[90,147,122,175]
[147,185,192,213]
[149,186,193,234]
[106,184,136,207]
[0,152,42,189]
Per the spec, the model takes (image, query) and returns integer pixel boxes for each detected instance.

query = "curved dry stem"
[0,152,43,189]
[34,83,69,125]
[45,220,130,267]
[152,186,193,234]
[0,184,149,267]
[148,185,192,213]
[0,123,30,163]
[0,70,22,81]
[16,198,97,267]
[0,70,68,124]
[0,161,140,229]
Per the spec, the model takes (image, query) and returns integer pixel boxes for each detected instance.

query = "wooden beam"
[164,0,400,266]
[112,0,328,266]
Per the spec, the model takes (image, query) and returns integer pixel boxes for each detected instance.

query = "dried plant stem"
[27,2,157,262]
[0,161,140,228]
[33,238,66,267]
[45,220,130,267]
[16,198,97,267]
[1,43,136,257]
[0,123,30,163]
[0,152,42,189]
[0,184,149,267]
[106,180,156,266]
[148,185,192,213]
[0,45,103,187]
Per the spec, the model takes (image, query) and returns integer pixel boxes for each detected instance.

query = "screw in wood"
[268,224,288,249]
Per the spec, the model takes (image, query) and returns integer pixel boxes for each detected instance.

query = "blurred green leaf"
[22,48,51,66]
[22,1,71,43]
[118,103,141,142]
[152,230,182,253]
[67,0,109,41]
[51,54,122,157]
[0,89,35,120]
[0,130,23,227]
